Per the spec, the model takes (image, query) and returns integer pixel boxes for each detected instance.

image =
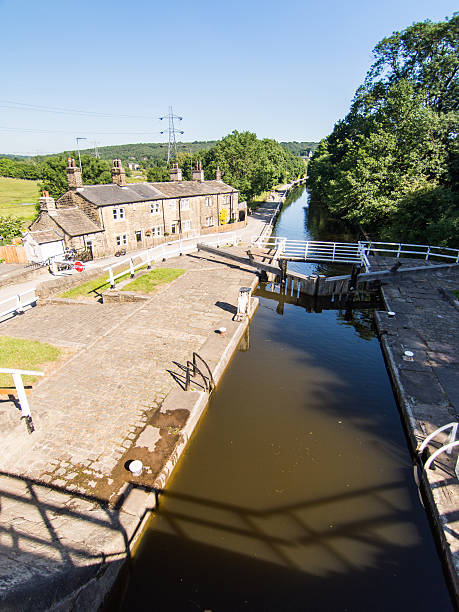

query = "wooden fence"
[0,245,27,264]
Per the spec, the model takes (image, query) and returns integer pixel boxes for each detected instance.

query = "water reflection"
[119,188,453,611]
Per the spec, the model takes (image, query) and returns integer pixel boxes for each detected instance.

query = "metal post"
[146,249,151,269]
[129,258,135,278]
[109,267,115,288]
[16,294,24,314]
[12,372,31,417]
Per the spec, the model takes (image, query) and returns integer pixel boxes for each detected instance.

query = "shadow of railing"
[0,470,158,610]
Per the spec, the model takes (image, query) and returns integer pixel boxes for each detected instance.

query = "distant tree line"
[308,15,458,247]
[1,136,307,204]
[0,157,43,180]
[281,142,318,156]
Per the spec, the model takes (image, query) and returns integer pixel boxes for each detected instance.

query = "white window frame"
[171,222,178,234]
[181,198,190,210]
[135,230,142,242]
[152,225,162,236]
[116,234,128,246]
[205,216,213,227]
[183,219,191,231]
[113,207,125,221]
[150,202,160,214]
[168,199,177,209]
[205,196,212,207]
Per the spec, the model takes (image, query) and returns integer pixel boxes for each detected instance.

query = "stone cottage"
[25,159,246,260]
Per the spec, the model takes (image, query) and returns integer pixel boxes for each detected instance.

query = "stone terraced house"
[25,159,246,260]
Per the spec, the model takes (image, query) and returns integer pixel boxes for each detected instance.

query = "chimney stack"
[192,161,204,182]
[66,157,83,189]
[169,163,182,182]
[215,166,222,181]
[111,158,126,187]
[39,190,56,213]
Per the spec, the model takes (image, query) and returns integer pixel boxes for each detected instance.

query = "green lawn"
[59,274,117,299]
[121,268,185,293]
[0,336,61,387]
[60,266,185,299]
[0,177,40,224]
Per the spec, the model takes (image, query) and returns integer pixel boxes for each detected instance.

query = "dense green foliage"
[0,157,42,180]
[308,15,458,247]
[203,131,306,200]
[0,215,25,243]
[76,141,216,167]
[40,155,112,199]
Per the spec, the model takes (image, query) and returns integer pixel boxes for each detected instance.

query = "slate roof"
[28,229,64,244]
[76,180,237,207]
[49,208,103,237]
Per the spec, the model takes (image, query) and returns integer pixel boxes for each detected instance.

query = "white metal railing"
[251,237,459,270]
[360,241,459,264]
[0,289,37,320]
[0,367,44,420]
[104,231,243,287]
[417,422,459,479]
[252,237,364,265]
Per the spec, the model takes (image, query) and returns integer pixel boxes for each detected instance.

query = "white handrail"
[104,231,242,287]
[417,423,459,480]
[418,422,458,455]
[360,241,459,263]
[0,367,44,419]
[0,289,37,319]
[251,237,459,269]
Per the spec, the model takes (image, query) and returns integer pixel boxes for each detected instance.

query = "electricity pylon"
[159,106,184,162]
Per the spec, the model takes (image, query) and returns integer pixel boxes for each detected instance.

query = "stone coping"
[374,266,459,601]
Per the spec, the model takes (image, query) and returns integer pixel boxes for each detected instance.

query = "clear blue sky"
[1,0,457,155]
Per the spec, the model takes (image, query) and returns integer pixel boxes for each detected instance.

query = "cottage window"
[116,234,128,246]
[171,222,178,234]
[205,216,213,227]
[135,231,142,242]
[150,202,160,214]
[181,199,190,210]
[169,199,177,209]
[205,196,212,207]
[152,225,162,236]
[183,220,191,231]
[113,207,125,220]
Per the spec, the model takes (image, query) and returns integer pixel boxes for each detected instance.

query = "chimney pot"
[66,157,83,189]
[111,159,126,186]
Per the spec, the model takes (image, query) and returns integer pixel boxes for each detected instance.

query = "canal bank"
[373,258,459,601]
[0,207,278,611]
[118,187,455,611]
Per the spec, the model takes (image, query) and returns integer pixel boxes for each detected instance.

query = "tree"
[0,216,24,243]
[203,131,305,201]
[39,155,111,200]
[147,165,170,182]
[308,15,459,247]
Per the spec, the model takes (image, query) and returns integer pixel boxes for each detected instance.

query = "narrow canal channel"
[119,188,453,611]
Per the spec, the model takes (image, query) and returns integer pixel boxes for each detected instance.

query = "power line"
[0,100,154,120]
[0,125,162,135]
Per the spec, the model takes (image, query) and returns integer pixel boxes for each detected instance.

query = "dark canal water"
[119,188,453,611]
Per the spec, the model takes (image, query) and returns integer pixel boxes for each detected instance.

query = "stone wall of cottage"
[56,192,102,227]
[50,186,243,257]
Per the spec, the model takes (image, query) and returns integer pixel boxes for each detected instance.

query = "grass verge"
[121,268,185,293]
[0,177,39,223]
[0,336,61,386]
